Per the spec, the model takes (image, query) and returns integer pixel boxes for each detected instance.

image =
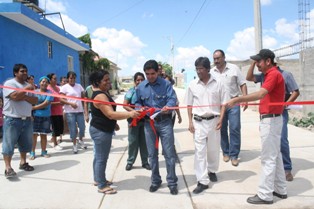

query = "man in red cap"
[226,49,287,204]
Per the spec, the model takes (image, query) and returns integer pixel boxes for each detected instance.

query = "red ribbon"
[130,108,160,149]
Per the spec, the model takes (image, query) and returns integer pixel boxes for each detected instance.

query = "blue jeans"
[220,105,241,159]
[2,116,33,156]
[66,112,85,140]
[144,118,178,188]
[89,126,113,189]
[281,109,292,171]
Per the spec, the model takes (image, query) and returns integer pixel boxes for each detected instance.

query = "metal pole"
[254,0,263,52]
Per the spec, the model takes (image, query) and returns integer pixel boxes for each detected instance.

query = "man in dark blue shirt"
[135,59,178,195]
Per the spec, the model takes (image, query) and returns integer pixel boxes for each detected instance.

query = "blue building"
[0,2,89,85]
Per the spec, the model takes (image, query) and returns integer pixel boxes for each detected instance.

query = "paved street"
[0,87,314,209]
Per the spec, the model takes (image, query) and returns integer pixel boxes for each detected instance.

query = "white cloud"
[38,0,87,37]
[226,27,256,60]
[142,13,154,19]
[39,0,66,13]
[174,46,210,71]
[260,0,272,6]
[130,56,147,75]
[45,14,88,37]
[91,27,146,74]
[275,18,298,42]
[92,28,146,57]
[225,19,301,61]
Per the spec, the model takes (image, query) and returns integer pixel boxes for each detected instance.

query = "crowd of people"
[1,48,299,205]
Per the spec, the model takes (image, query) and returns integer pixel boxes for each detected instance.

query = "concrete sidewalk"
[1,87,314,209]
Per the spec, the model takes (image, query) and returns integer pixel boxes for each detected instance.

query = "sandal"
[98,186,117,194]
[94,180,113,186]
[19,163,34,171]
[5,168,17,178]
[106,180,113,186]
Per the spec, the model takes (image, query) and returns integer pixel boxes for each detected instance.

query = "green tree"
[78,33,92,48]
[96,58,110,70]
[158,62,173,76]
[78,33,98,72]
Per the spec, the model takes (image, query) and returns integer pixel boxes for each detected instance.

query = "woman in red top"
[47,73,64,150]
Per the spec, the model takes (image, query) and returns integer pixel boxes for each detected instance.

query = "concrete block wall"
[230,58,304,114]
[300,48,314,115]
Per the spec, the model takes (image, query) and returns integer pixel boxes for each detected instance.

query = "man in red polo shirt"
[226,49,287,205]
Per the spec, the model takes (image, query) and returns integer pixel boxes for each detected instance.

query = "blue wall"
[0,11,81,85]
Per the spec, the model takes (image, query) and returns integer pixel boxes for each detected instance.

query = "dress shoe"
[247,195,273,204]
[231,158,239,166]
[169,186,178,195]
[223,155,230,162]
[273,191,288,199]
[208,172,217,182]
[193,182,209,194]
[125,164,133,171]
[285,171,293,181]
[149,184,160,192]
[142,163,151,170]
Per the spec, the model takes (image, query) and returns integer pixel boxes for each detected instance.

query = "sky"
[2,0,314,76]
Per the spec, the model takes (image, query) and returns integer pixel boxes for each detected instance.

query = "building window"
[67,56,74,71]
[47,41,52,58]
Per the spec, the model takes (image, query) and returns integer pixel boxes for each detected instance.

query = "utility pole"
[167,36,175,75]
[254,0,263,52]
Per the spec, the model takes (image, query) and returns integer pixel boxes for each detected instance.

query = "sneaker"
[285,171,293,181]
[41,150,50,158]
[231,158,239,166]
[78,139,87,149]
[247,194,273,204]
[5,168,17,179]
[223,155,230,162]
[273,191,288,199]
[125,164,133,171]
[29,151,35,160]
[208,172,217,182]
[73,144,78,154]
[193,182,209,194]
[54,144,63,151]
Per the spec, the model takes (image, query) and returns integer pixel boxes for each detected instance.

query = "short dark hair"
[133,72,145,82]
[195,57,211,69]
[213,49,225,57]
[60,76,67,82]
[67,71,76,79]
[13,63,27,77]
[89,70,109,88]
[47,73,56,80]
[143,60,159,72]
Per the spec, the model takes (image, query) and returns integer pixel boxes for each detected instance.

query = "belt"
[4,115,31,120]
[260,114,281,120]
[154,114,172,122]
[194,115,218,122]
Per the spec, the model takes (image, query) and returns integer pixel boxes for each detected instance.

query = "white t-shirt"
[3,78,33,117]
[184,74,229,116]
[60,83,84,113]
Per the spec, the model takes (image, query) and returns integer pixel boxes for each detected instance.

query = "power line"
[176,0,208,45]
[91,0,145,29]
